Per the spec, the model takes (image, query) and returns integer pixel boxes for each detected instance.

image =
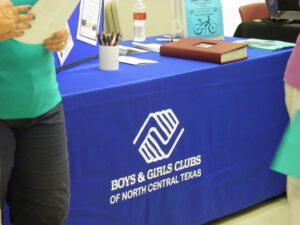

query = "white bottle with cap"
[133,0,147,42]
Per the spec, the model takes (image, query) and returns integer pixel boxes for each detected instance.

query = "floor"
[0,196,289,225]
[206,196,289,225]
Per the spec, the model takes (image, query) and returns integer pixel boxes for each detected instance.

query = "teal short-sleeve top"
[0,0,61,119]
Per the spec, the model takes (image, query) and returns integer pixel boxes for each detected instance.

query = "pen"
[112,33,118,46]
[156,38,180,42]
[107,33,111,46]
[102,33,107,46]
[108,32,114,46]
[109,33,115,46]
[98,32,121,46]
[97,33,103,45]
[114,33,120,46]
[117,33,122,45]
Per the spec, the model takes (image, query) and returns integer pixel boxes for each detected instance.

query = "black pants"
[0,103,70,225]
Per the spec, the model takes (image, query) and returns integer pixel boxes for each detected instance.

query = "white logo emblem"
[133,109,185,163]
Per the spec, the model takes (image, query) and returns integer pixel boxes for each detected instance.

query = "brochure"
[234,38,295,51]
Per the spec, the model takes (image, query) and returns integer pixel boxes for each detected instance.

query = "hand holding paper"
[44,27,69,52]
[0,1,33,41]
[15,0,80,44]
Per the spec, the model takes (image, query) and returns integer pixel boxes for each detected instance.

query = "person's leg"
[7,103,70,225]
[287,176,300,225]
[284,84,300,225]
[0,121,16,224]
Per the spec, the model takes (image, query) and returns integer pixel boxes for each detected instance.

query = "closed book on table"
[160,38,247,64]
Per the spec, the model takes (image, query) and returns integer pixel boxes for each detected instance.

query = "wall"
[104,0,265,37]
[222,0,264,36]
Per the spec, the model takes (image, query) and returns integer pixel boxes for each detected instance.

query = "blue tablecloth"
[4,38,291,225]
[61,39,290,225]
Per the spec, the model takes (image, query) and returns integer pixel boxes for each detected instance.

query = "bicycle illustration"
[193,16,217,35]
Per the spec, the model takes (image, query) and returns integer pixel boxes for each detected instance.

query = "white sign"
[109,155,202,205]
[77,0,102,45]
[108,109,202,205]
[183,0,224,39]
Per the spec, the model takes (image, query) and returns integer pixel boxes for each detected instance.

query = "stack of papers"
[119,45,148,55]
[234,38,295,51]
[132,42,161,52]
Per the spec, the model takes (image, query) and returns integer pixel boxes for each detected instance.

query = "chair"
[239,3,268,22]
[104,0,173,41]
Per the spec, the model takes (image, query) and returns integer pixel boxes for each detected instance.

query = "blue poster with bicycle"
[183,0,224,39]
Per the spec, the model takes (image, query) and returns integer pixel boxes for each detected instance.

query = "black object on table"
[234,19,300,43]
[277,0,300,11]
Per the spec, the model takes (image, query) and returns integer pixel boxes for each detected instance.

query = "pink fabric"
[284,35,300,89]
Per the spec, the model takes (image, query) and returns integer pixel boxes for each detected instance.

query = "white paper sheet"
[119,45,148,55]
[132,42,161,53]
[15,0,80,44]
[119,56,158,66]
[76,0,102,46]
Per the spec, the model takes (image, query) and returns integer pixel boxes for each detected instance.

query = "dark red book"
[160,38,247,64]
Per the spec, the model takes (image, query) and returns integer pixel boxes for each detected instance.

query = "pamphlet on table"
[234,38,295,51]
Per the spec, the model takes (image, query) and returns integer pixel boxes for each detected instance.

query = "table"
[4,38,290,225]
[234,20,300,43]
[61,38,290,225]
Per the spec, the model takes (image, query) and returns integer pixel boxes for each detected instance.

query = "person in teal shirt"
[0,0,70,224]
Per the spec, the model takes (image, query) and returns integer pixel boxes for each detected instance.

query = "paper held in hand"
[160,38,247,64]
[15,0,80,44]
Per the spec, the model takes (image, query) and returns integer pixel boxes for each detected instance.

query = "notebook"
[265,0,300,22]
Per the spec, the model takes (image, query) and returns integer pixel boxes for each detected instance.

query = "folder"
[272,111,300,179]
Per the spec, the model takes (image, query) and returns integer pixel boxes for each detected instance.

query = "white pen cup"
[99,45,119,71]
